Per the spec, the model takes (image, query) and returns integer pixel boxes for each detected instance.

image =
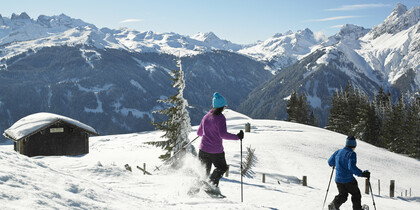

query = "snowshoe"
[328,202,337,210]
[187,179,202,196]
[201,181,226,198]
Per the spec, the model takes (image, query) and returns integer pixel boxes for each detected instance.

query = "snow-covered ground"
[1,110,420,209]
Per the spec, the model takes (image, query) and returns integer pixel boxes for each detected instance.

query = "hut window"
[50,128,64,133]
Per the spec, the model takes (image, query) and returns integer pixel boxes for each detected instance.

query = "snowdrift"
[1,109,419,209]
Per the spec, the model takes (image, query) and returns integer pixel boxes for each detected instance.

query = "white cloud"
[326,4,391,11]
[306,16,361,22]
[119,19,143,23]
[313,31,327,42]
[330,24,344,29]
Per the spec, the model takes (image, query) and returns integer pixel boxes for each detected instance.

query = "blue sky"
[0,0,418,44]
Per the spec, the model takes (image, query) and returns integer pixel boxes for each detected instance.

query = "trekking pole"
[239,135,244,202]
[154,135,200,171]
[368,178,377,210]
[322,166,335,210]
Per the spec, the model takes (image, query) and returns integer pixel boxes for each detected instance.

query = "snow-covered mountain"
[0,45,271,140]
[0,12,321,73]
[238,28,325,73]
[1,3,419,136]
[0,13,94,45]
[238,4,420,126]
[1,110,419,209]
[0,13,244,65]
[0,12,275,140]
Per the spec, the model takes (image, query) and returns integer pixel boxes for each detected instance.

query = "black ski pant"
[332,179,362,210]
[198,150,228,187]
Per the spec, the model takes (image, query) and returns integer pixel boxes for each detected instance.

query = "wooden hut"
[3,112,99,157]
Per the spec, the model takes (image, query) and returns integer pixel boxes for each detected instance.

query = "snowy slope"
[1,110,419,209]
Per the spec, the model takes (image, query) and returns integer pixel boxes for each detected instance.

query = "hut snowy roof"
[3,112,98,141]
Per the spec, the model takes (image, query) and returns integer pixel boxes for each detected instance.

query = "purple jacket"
[197,110,239,153]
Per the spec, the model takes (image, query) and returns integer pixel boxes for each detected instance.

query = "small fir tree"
[150,58,191,160]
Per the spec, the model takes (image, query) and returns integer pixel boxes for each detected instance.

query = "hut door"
[16,141,20,153]
[16,141,24,154]
[20,140,24,154]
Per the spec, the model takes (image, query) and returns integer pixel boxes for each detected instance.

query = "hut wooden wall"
[20,122,89,157]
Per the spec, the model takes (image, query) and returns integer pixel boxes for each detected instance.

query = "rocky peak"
[392,3,408,17]
[36,13,93,29]
[192,32,221,42]
[337,24,370,40]
[369,3,420,39]
[11,12,31,21]
[295,28,315,40]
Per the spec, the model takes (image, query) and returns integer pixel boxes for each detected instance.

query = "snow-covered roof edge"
[3,112,99,141]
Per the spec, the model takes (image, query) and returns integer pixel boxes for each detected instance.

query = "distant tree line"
[286,90,318,126]
[327,82,420,158]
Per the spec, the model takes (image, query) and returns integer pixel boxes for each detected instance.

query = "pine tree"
[362,101,382,146]
[352,87,370,138]
[308,111,317,126]
[405,97,420,157]
[286,90,299,123]
[286,91,317,126]
[327,82,370,138]
[374,87,392,121]
[297,94,310,124]
[384,96,406,154]
[414,98,420,158]
[327,89,349,133]
[150,58,192,160]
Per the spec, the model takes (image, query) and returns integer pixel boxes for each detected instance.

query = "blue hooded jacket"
[328,147,363,183]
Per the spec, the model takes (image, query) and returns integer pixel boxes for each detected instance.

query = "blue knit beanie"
[212,92,227,108]
[346,135,357,148]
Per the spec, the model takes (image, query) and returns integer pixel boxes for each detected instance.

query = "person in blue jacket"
[327,136,370,210]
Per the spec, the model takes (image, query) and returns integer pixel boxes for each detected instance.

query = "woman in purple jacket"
[197,92,244,189]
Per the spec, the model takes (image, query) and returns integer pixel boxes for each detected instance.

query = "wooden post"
[143,163,146,175]
[390,180,395,198]
[225,165,229,177]
[245,123,251,132]
[262,174,266,183]
[378,179,381,196]
[410,188,411,197]
[365,179,369,194]
[136,166,152,175]
[124,164,132,172]
[302,176,307,186]
[405,190,407,197]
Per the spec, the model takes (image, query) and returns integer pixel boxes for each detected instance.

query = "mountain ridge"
[238,3,420,126]
[1,3,419,138]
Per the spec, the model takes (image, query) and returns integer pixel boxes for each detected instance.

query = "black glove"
[361,170,370,179]
[237,130,244,140]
